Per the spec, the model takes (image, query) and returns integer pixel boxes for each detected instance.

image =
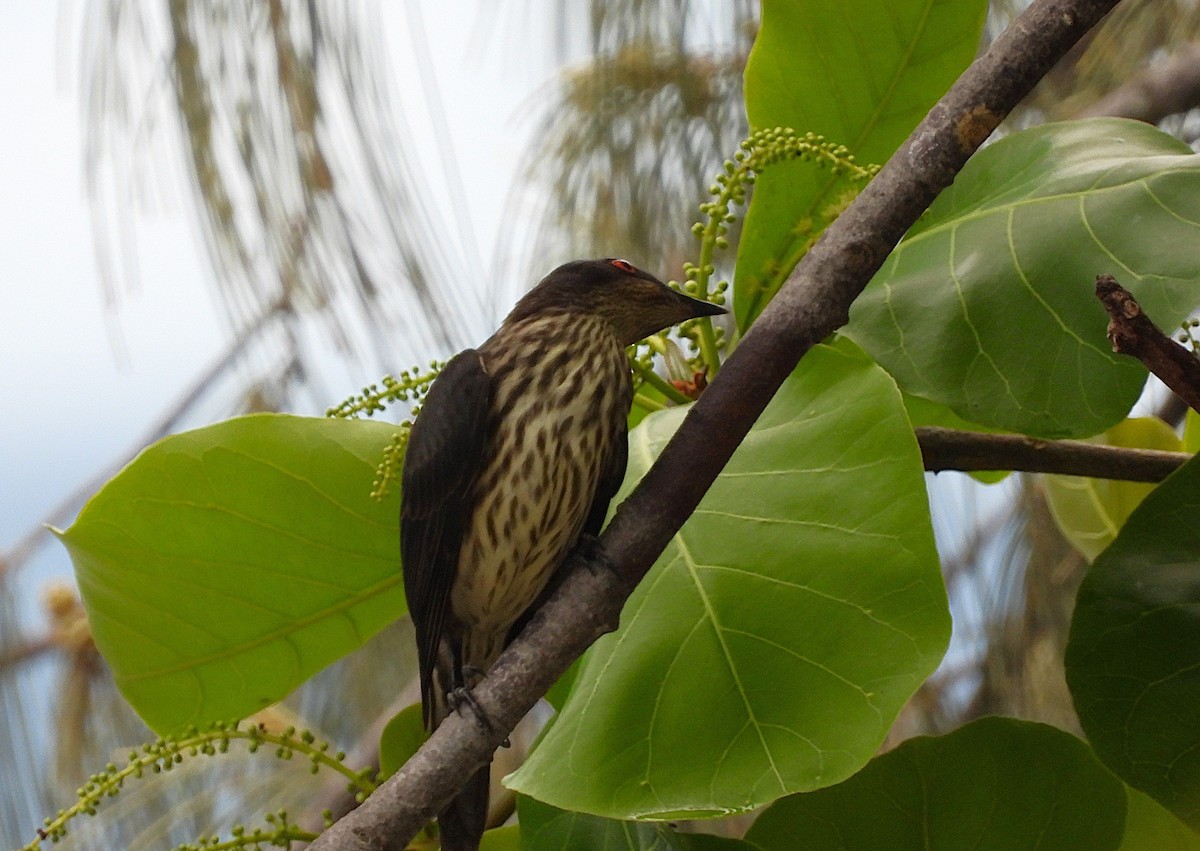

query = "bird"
[399,258,725,850]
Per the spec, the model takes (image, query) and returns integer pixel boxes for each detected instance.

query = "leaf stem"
[633,360,693,405]
[632,392,668,413]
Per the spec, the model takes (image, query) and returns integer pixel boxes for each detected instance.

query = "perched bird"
[400,258,724,850]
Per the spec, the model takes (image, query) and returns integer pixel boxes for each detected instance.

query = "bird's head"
[506,258,727,346]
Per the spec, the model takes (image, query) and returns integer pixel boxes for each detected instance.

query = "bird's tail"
[437,764,490,851]
[428,651,493,850]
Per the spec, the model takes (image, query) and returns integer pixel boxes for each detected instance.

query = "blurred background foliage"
[4,0,1200,846]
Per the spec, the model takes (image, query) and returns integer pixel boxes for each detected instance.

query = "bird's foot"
[448,671,511,748]
[449,684,494,731]
[574,533,624,634]
[575,532,617,576]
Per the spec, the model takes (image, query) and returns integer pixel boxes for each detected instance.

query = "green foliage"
[629,126,875,413]
[743,718,1128,851]
[58,414,405,733]
[1044,417,1183,560]
[735,0,989,327]
[683,127,878,368]
[509,341,947,818]
[517,797,754,851]
[479,824,523,850]
[510,719,1200,850]
[1067,454,1200,829]
[47,0,1200,847]
[378,703,428,782]
[845,118,1200,438]
[1188,409,1200,454]
[1120,788,1200,851]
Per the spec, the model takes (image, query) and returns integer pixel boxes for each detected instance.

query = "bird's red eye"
[610,259,637,274]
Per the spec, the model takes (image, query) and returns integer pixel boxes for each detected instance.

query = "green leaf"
[378,702,427,782]
[735,0,987,328]
[1044,417,1183,561]
[508,341,947,818]
[1121,787,1200,851]
[543,658,582,713]
[744,717,1126,851]
[57,414,404,734]
[1184,409,1200,454]
[517,797,755,851]
[631,380,670,429]
[480,824,522,851]
[1066,452,1200,828]
[845,118,1200,438]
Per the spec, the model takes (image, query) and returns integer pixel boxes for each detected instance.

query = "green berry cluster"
[1177,317,1200,351]
[24,721,375,850]
[326,363,443,419]
[743,127,878,180]
[371,426,411,500]
[651,126,878,389]
[173,811,314,851]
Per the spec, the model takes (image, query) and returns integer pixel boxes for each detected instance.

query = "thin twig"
[1095,274,1200,414]
[0,636,55,670]
[917,426,1187,482]
[307,2,1127,848]
[1078,43,1200,123]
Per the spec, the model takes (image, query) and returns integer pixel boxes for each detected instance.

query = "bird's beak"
[673,290,727,319]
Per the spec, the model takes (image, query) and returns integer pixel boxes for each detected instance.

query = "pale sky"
[0,1,542,625]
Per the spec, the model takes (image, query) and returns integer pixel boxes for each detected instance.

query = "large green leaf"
[1066,453,1200,829]
[845,119,1200,438]
[735,0,987,328]
[518,798,755,851]
[743,718,1127,851]
[508,340,948,818]
[58,414,404,733]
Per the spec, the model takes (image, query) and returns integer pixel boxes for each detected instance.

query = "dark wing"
[583,424,628,537]
[400,349,492,728]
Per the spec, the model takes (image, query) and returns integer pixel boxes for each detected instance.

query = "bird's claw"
[576,532,617,576]
[449,684,495,732]
[447,688,512,748]
[446,667,511,739]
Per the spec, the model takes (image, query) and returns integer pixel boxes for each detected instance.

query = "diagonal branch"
[308,1,1127,848]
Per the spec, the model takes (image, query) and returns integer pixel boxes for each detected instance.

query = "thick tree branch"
[309,2,1126,848]
[1096,274,1200,415]
[917,426,1187,482]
